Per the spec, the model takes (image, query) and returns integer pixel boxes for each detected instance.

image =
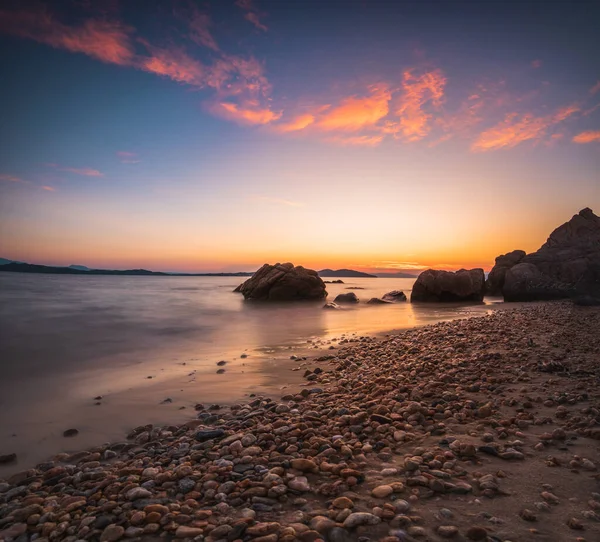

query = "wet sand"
[1,301,599,542]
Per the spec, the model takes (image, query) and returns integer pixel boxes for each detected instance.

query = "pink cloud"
[531,59,542,69]
[573,130,600,143]
[0,173,25,183]
[46,164,104,177]
[590,81,600,95]
[117,151,140,164]
[235,0,268,32]
[188,9,219,52]
[0,9,135,66]
[41,185,56,191]
[139,42,205,86]
[393,69,446,141]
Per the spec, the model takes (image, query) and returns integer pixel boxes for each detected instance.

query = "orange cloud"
[215,102,282,125]
[471,104,579,151]
[318,86,391,132]
[0,9,134,66]
[591,81,600,95]
[235,0,268,32]
[572,130,600,143]
[276,114,316,132]
[395,69,446,141]
[327,134,384,147]
[41,185,56,192]
[140,43,205,85]
[0,173,25,183]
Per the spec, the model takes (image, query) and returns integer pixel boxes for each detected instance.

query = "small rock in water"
[63,428,79,437]
[217,360,227,366]
[216,368,226,374]
[160,397,172,404]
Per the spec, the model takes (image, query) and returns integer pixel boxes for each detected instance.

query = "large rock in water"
[234,263,327,301]
[491,208,600,301]
[485,250,526,295]
[410,269,486,302]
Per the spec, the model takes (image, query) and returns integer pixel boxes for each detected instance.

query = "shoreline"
[0,289,512,479]
[1,301,599,542]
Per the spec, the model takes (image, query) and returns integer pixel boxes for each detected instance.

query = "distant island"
[318,268,377,278]
[0,260,254,277]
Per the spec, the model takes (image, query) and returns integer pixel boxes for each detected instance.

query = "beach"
[1,301,599,542]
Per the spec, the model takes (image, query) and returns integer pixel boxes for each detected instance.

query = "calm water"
[0,272,501,472]
[0,272,498,381]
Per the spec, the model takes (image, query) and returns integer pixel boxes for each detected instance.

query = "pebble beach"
[1,302,599,542]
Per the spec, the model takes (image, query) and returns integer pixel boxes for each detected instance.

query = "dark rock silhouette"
[333,292,360,304]
[234,263,327,301]
[366,297,392,304]
[489,208,600,301]
[382,290,407,302]
[485,250,526,295]
[411,269,486,302]
[503,263,574,301]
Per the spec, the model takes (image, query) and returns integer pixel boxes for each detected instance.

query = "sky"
[0,0,599,273]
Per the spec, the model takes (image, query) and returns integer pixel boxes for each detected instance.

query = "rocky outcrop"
[522,208,600,293]
[485,250,526,295]
[503,263,574,302]
[490,208,600,301]
[411,269,486,302]
[334,292,359,304]
[234,263,327,301]
[382,290,407,302]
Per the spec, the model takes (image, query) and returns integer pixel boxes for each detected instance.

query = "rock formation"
[234,263,327,301]
[411,269,486,302]
[382,290,407,302]
[333,292,359,304]
[485,250,526,295]
[503,263,574,302]
[488,208,600,301]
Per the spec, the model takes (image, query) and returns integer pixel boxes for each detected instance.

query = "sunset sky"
[0,0,599,273]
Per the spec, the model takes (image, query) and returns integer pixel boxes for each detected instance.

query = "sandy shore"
[1,301,599,542]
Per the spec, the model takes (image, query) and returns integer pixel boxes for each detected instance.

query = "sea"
[0,272,501,473]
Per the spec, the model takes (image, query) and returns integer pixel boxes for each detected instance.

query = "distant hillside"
[0,258,20,266]
[319,268,377,278]
[0,261,254,277]
[375,272,418,278]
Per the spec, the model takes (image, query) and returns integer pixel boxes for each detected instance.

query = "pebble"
[100,524,125,541]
